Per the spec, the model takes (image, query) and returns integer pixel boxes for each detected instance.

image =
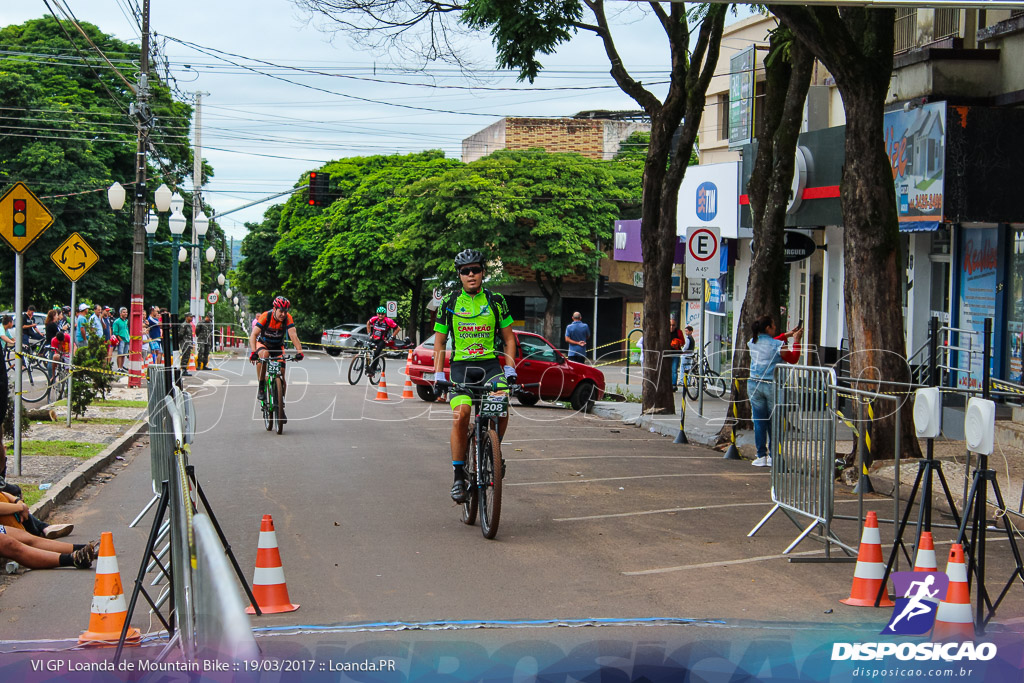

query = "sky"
[1,1,754,240]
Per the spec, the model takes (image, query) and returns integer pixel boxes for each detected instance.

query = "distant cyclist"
[365,306,398,372]
[430,248,517,503]
[249,296,304,424]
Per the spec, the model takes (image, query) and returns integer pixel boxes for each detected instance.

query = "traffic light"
[308,171,331,207]
[597,274,609,296]
[13,198,26,237]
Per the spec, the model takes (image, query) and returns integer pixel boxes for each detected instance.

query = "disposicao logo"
[696,182,718,221]
[831,571,997,663]
[883,571,949,635]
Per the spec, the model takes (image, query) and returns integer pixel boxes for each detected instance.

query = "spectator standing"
[111,307,130,371]
[74,304,89,346]
[1,315,16,351]
[681,325,696,386]
[43,309,61,352]
[147,307,163,364]
[21,305,42,347]
[87,304,104,341]
[747,315,803,467]
[564,312,591,363]
[59,306,72,335]
[667,316,685,390]
[179,313,195,376]
[195,314,213,370]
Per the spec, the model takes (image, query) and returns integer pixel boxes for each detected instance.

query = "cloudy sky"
[3,1,753,239]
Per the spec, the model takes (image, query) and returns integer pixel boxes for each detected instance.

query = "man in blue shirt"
[564,312,591,363]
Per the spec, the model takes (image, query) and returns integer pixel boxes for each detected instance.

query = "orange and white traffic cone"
[932,543,975,641]
[401,351,415,399]
[188,342,197,372]
[80,532,141,646]
[913,531,938,572]
[375,371,389,401]
[841,511,895,607]
[245,515,299,614]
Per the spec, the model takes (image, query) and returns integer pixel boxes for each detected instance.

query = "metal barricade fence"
[748,365,857,559]
[192,513,260,661]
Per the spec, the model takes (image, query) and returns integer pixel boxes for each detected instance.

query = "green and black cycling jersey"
[434,289,513,362]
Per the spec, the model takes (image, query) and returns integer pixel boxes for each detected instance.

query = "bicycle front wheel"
[684,372,700,401]
[262,380,274,431]
[460,431,479,526]
[347,354,365,385]
[478,427,503,540]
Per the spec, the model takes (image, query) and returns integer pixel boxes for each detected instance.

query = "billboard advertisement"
[884,101,946,232]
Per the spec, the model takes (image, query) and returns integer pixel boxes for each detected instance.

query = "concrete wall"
[462,119,506,163]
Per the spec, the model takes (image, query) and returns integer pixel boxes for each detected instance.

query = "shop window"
[718,94,729,141]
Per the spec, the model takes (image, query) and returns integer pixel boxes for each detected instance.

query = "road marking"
[204,379,227,386]
[512,454,724,461]
[505,438,685,444]
[554,501,769,522]
[508,472,769,486]
[623,549,830,574]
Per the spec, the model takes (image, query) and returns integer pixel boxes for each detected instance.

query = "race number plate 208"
[481,396,508,417]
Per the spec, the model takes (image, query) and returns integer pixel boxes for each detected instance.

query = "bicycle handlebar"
[434,378,521,395]
[255,353,302,362]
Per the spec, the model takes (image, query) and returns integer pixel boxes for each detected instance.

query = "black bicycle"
[346,340,384,386]
[435,377,517,540]
[684,342,727,400]
[256,353,301,434]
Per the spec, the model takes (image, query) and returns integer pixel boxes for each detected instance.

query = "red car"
[407,330,605,411]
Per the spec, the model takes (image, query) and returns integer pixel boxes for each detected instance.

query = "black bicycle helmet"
[454,248,484,268]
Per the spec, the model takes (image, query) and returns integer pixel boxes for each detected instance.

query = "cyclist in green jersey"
[431,248,517,503]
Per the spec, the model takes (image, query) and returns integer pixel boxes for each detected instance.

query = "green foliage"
[70,325,110,416]
[0,16,226,315]
[461,0,584,83]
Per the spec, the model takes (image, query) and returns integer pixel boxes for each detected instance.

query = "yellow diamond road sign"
[51,232,99,282]
[0,182,55,253]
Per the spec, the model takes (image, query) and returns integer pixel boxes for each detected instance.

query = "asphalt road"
[1,352,1022,665]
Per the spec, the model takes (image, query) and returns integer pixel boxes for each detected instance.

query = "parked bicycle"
[346,340,384,386]
[257,354,301,434]
[684,342,727,400]
[435,377,518,540]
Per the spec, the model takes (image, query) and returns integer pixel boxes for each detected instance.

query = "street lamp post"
[146,198,215,314]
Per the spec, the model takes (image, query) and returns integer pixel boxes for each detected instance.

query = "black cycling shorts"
[449,358,504,407]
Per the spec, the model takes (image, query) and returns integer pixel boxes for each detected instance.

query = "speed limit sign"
[207,291,219,304]
[386,300,398,317]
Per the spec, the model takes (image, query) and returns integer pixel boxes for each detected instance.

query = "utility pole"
[127,0,151,388]
[190,91,209,317]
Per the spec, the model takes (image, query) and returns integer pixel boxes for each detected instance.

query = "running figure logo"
[881,571,949,635]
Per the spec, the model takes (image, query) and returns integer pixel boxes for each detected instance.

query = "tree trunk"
[773,6,922,460]
[721,31,814,441]
[409,274,423,343]
[542,282,562,344]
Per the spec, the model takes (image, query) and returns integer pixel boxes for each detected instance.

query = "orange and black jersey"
[255,310,295,347]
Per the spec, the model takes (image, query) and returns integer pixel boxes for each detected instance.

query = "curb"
[591,402,721,447]
[29,418,149,522]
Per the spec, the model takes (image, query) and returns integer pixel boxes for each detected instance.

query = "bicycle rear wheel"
[275,377,285,434]
[367,356,383,386]
[460,431,479,526]
[347,353,365,385]
[704,370,727,399]
[478,427,503,539]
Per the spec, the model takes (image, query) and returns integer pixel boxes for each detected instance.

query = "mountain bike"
[346,340,384,386]
[684,342,727,400]
[435,377,517,540]
[257,353,300,434]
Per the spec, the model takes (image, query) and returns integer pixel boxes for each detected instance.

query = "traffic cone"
[841,511,895,607]
[913,531,938,572]
[80,532,141,646]
[375,371,389,401]
[932,543,975,641]
[245,515,299,614]
[188,348,197,372]
[401,351,415,399]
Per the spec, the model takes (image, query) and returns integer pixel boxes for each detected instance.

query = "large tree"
[0,17,220,311]
[722,25,813,434]
[770,6,921,459]
[293,0,726,413]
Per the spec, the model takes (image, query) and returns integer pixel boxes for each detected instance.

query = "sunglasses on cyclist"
[459,266,483,276]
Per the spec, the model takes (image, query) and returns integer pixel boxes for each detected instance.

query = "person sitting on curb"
[0,523,96,569]
[0,488,73,539]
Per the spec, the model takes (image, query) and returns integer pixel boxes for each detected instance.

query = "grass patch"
[73,417,137,426]
[94,399,148,408]
[3,440,106,459]
[20,484,43,507]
